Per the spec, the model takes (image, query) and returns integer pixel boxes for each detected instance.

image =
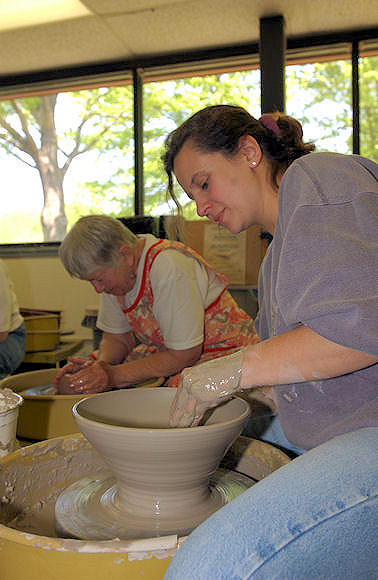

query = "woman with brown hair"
[162,105,378,579]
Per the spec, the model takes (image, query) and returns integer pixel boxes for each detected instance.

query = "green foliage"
[142,71,261,213]
[0,57,376,244]
[60,87,134,154]
[359,56,378,161]
[286,55,377,159]
[0,211,42,243]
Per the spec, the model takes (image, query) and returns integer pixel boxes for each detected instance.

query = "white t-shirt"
[0,260,23,333]
[96,235,225,350]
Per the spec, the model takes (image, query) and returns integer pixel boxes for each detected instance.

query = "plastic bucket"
[0,393,23,457]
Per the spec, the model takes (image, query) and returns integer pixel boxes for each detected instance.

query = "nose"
[195,196,211,218]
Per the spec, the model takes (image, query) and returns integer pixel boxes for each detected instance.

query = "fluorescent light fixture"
[0,0,91,31]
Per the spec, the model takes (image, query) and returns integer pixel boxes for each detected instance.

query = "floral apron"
[118,239,258,387]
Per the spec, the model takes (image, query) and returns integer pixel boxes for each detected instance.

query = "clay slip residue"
[0,389,20,413]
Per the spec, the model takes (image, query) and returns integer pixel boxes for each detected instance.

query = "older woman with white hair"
[55,214,259,394]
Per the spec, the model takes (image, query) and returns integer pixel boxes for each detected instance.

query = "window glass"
[359,53,378,162]
[0,86,134,243]
[0,42,375,248]
[142,70,261,220]
[286,59,353,153]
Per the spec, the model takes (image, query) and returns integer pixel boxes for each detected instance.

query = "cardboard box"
[183,220,267,286]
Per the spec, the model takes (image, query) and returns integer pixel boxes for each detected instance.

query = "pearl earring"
[251,161,257,167]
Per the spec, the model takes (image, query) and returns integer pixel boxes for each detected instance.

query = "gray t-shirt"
[256,152,378,449]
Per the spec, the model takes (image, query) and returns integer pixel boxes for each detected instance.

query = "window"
[0,32,376,250]
[142,66,260,219]
[359,44,378,161]
[286,45,353,153]
[0,83,134,244]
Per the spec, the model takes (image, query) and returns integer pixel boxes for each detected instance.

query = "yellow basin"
[0,433,289,580]
[0,369,163,440]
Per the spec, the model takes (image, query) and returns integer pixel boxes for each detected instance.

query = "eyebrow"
[190,171,204,188]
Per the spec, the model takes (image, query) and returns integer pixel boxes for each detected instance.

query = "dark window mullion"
[133,68,144,215]
[351,40,360,154]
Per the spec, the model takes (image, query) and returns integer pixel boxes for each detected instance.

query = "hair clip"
[259,114,280,137]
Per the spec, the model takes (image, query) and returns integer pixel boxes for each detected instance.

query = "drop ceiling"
[0,0,377,78]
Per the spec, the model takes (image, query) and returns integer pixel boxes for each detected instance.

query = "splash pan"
[55,468,255,540]
[0,435,289,580]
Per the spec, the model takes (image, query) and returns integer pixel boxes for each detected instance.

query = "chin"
[225,222,244,235]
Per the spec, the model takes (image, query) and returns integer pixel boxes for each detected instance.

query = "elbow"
[169,344,203,372]
[185,346,203,367]
[0,331,9,344]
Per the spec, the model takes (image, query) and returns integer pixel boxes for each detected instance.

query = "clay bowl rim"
[18,389,91,402]
[13,377,165,402]
[73,388,250,433]
[1,377,87,402]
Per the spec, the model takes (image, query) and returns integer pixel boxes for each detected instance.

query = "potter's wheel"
[22,384,57,396]
[55,468,255,541]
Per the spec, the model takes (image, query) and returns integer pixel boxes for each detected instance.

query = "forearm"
[97,331,135,364]
[108,344,203,388]
[240,325,377,388]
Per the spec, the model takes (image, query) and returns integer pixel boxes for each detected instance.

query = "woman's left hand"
[56,360,114,394]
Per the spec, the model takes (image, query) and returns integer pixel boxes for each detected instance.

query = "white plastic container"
[0,392,23,457]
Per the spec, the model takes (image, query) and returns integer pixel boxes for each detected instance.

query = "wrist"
[97,360,115,388]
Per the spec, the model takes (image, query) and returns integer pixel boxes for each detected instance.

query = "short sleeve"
[150,250,208,350]
[96,293,132,334]
[276,191,378,356]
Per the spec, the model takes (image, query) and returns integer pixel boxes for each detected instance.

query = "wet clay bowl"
[70,388,250,538]
[0,369,163,441]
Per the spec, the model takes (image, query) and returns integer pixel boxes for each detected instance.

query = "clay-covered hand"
[169,349,245,428]
[55,360,114,395]
[53,357,94,389]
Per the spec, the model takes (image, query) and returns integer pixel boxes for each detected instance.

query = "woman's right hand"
[54,357,94,389]
[169,349,245,428]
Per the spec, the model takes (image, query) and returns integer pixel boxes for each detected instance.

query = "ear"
[118,244,134,266]
[238,135,263,167]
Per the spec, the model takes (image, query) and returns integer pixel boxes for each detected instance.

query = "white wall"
[4,255,99,339]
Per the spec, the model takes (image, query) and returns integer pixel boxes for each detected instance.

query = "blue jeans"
[0,322,26,379]
[165,428,378,580]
